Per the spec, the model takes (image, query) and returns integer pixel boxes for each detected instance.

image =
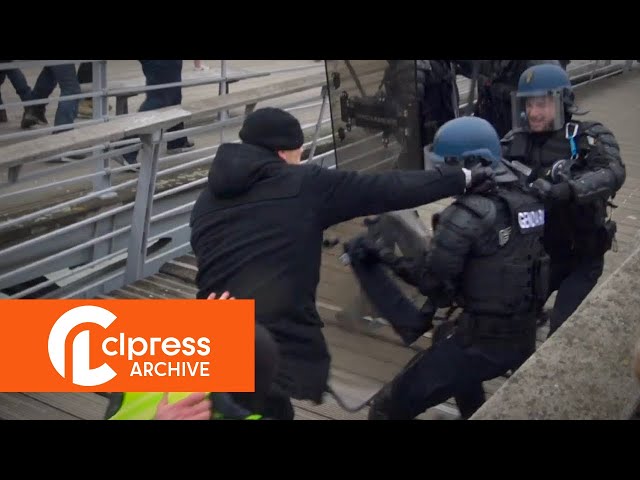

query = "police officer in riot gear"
[502,63,626,337]
[349,116,549,420]
[455,60,565,138]
[415,60,461,143]
[382,60,461,170]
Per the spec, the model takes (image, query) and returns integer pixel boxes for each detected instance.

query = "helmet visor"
[424,145,496,170]
[511,90,565,133]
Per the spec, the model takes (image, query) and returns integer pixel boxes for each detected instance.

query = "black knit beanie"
[239,107,304,151]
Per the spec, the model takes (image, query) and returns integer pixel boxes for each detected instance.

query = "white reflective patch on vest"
[518,209,545,230]
[498,227,511,246]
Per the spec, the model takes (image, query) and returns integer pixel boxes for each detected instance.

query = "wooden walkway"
[0,66,639,420]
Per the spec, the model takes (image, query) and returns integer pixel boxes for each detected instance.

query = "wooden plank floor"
[1,66,639,420]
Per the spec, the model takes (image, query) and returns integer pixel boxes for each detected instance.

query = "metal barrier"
[0,68,328,298]
[0,60,636,300]
[0,60,324,142]
[471,241,640,420]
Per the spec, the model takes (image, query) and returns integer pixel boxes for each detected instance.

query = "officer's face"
[278,147,304,165]
[526,96,557,133]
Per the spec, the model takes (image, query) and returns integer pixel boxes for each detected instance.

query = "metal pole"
[91,61,114,196]
[124,130,162,284]
[219,60,229,130]
[308,86,328,162]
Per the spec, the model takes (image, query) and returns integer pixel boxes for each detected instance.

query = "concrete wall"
[471,244,640,420]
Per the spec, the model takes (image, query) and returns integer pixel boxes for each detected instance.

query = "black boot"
[21,105,48,129]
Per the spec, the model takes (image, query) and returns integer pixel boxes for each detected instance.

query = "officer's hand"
[530,179,572,201]
[344,235,383,265]
[376,244,399,266]
[530,178,552,200]
[154,392,212,420]
[465,165,496,194]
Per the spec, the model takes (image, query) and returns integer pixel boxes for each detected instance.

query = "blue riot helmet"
[426,116,502,169]
[424,116,517,183]
[511,63,580,133]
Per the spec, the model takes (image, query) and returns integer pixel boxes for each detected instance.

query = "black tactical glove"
[530,178,572,201]
[344,234,385,265]
[550,159,574,183]
[466,165,496,194]
[347,233,424,285]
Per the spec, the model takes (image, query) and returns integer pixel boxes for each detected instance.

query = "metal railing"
[0,67,329,297]
[0,60,325,143]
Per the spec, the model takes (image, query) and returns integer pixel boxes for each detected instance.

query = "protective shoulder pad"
[454,195,497,222]
[576,120,623,168]
[501,130,529,159]
[578,120,604,135]
[578,121,618,147]
[440,195,496,239]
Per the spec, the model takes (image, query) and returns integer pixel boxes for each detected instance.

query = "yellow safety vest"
[108,392,262,420]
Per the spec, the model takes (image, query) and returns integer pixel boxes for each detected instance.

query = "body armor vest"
[502,120,601,180]
[461,188,548,319]
[503,121,615,256]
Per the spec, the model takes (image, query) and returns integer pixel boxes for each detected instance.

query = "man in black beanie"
[236,106,306,162]
[190,107,494,419]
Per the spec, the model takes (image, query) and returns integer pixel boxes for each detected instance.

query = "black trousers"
[229,323,285,418]
[122,60,188,164]
[547,253,604,337]
[373,333,532,419]
[77,62,93,85]
[260,390,295,420]
[345,245,534,419]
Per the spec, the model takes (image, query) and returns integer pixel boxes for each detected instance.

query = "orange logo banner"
[0,300,255,392]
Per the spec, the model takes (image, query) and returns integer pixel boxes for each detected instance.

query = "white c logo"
[48,305,117,387]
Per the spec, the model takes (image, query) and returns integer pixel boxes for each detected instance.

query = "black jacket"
[189,143,466,402]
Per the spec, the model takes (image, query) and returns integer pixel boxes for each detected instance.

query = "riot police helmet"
[424,116,517,183]
[511,63,583,133]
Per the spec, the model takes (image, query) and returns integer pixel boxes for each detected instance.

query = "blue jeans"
[123,60,188,164]
[139,60,183,109]
[30,63,80,127]
[139,60,188,148]
[0,63,32,104]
